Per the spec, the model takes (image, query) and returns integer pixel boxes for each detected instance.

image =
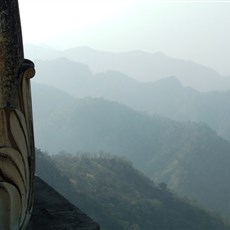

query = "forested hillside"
[36,149,230,230]
[32,83,230,216]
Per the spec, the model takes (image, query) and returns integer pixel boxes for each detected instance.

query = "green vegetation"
[36,149,230,230]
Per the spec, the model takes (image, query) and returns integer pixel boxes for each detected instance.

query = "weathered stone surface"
[29,176,100,230]
[0,0,24,108]
[0,1,35,229]
[0,1,100,229]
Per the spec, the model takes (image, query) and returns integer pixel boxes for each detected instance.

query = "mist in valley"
[19,0,230,229]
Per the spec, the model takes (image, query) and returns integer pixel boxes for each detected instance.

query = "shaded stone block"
[29,176,100,230]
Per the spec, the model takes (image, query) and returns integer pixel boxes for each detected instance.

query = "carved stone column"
[0,1,35,229]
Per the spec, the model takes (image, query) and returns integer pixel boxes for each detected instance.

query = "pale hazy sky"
[18,0,230,75]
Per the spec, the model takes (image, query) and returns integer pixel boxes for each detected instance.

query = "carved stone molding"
[0,1,35,229]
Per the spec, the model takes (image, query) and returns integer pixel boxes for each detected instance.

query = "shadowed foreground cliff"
[29,176,100,230]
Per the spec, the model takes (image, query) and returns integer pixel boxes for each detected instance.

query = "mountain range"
[32,58,230,141]
[28,44,230,219]
[32,83,230,217]
[26,44,230,91]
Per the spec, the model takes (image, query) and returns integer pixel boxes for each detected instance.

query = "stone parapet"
[29,176,100,230]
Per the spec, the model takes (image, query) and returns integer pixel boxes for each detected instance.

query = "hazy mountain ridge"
[30,45,230,219]
[36,149,230,230]
[32,83,230,216]
[26,44,230,91]
[61,47,224,91]
[33,58,230,141]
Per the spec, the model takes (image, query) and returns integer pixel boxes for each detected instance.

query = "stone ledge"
[29,176,100,230]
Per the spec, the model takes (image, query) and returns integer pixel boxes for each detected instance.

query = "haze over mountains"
[29,44,230,225]
[32,83,230,217]
[27,44,230,91]
[33,57,230,141]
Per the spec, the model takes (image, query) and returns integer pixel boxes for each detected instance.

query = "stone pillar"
[0,1,35,229]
